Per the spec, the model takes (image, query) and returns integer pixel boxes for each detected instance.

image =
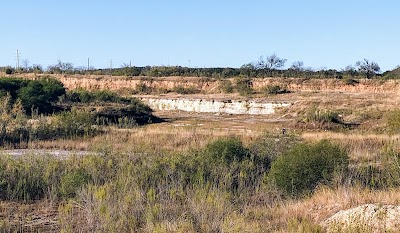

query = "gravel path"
[0,149,99,159]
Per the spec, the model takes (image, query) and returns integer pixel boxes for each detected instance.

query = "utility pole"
[87,58,90,71]
[129,61,131,68]
[16,49,20,71]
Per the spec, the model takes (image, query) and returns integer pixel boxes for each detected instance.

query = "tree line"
[1,55,397,79]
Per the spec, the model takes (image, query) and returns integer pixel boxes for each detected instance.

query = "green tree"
[39,78,66,102]
[18,81,48,113]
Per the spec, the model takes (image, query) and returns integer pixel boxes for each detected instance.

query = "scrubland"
[1,75,400,232]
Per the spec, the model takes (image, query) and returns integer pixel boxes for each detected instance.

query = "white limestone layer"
[141,98,291,115]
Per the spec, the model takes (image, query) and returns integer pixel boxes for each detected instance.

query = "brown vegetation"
[2,75,400,232]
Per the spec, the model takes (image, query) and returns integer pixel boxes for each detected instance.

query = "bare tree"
[21,59,30,71]
[47,60,74,74]
[343,65,357,77]
[264,53,287,70]
[121,63,131,68]
[290,61,305,71]
[31,64,43,74]
[356,59,380,79]
[254,54,286,70]
[255,56,265,70]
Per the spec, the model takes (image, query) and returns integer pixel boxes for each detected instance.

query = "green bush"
[30,108,97,140]
[5,67,13,75]
[18,81,49,113]
[127,98,153,115]
[0,78,29,99]
[0,77,65,114]
[249,132,301,169]
[65,89,128,104]
[269,140,348,196]
[40,77,66,102]
[60,170,90,198]
[205,137,250,164]
[0,156,47,201]
[52,108,96,139]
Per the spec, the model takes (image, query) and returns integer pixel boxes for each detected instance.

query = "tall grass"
[2,130,400,232]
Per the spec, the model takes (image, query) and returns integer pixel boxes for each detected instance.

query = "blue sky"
[1,0,399,71]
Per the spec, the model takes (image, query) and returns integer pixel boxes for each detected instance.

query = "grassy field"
[1,76,400,232]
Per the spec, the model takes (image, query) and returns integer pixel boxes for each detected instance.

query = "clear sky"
[1,0,399,71]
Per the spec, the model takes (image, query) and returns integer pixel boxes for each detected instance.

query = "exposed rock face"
[141,98,291,115]
[323,204,400,232]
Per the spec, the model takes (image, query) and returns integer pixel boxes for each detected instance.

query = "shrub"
[350,147,400,189]
[30,108,97,140]
[0,96,29,146]
[65,89,127,104]
[261,84,289,95]
[235,77,253,96]
[218,80,234,93]
[5,67,13,75]
[60,170,90,198]
[0,78,28,99]
[304,106,342,124]
[18,81,49,113]
[342,77,359,85]
[52,108,96,139]
[0,77,65,114]
[387,110,400,133]
[205,137,250,164]
[173,86,200,94]
[39,77,66,102]
[269,140,348,196]
[93,90,122,102]
[134,82,154,94]
[249,132,301,169]
[0,156,47,201]
[127,98,153,115]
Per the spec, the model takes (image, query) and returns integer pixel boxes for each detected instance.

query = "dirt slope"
[5,73,400,94]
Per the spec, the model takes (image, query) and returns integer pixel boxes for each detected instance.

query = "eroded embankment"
[140,97,292,115]
[14,73,400,94]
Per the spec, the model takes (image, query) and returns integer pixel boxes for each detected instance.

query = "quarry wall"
[53,75,400,94]
[140,98,291,115]
[13,74,400,94]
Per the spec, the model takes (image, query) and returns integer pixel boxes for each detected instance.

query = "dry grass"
[26,116,265,153]
[276,186,400,227]
[5,186,400,232]
[0,201,58,232]
[4,77,400,232]
[302,132,400,164]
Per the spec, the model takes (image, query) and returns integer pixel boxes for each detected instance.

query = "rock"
[141,98,291,115]
[323,204,400,232]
